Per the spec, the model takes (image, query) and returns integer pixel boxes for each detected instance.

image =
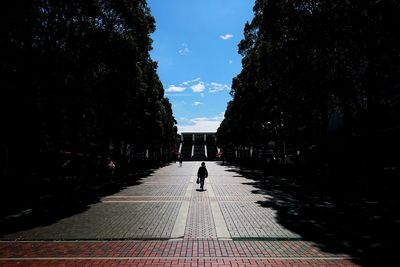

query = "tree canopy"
[217,0,400,168]
[2,0,178,182]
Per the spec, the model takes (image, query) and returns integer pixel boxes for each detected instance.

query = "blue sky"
[148,0,255,133]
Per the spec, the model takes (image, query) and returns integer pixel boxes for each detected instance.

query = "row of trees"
[218,0,400,179]
[1,0,177,184]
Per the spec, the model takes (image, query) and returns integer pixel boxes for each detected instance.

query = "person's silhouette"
[197,162,208,190]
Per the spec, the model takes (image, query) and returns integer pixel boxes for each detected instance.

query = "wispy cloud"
[166,85,186,92]
[178,43,190,56]
[193,101,203,106]
[216,112,225,120]
[178,114,224,133]
[165,93,192,97]
[179,117,191,123]
[167,79,229,94]
[191,82,205,93]
[209,82,230,93]
[181,77,201,86]
[229,60,233,64]
[220,34,233,40]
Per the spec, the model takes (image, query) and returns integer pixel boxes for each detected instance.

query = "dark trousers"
[199,177,205,189]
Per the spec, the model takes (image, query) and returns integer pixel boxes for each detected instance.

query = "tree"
[1,0,177,186]
[218,0,400,173]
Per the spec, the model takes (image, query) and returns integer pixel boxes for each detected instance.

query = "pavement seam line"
[0,256,358,261]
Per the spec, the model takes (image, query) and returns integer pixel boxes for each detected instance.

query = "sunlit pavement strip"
[0,162,361,266]
[170,165,195,239]
[208,185,231,239]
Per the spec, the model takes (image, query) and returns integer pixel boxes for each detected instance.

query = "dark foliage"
[217,0,400,262]
[1,0,178,216]
[217,0,400,181]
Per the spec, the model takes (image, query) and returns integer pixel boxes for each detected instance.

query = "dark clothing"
[197,166,208,178]
[199,177,205,190]
[197,165,208,190]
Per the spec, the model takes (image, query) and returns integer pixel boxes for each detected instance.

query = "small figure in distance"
[107,157,116,178]
[220,150,225,164]
[179,154,183,167]
[197,162,208,191]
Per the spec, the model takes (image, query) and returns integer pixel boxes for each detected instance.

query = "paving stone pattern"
[0,161,361,266]
[103,196,191,202]
[212,184,262,197]
[219,202,300,239]
[0,258,359,267]
[2,202,181,240]
[115,184,187,197]
[0,240,352,258]
[184,188,217,239]
[208,166,300,239]
[0,240,360,266]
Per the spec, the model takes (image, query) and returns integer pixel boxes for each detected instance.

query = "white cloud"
[209,82,230,93]
[168,79,230,94]
[213,112,225,120]
[191,82,205,93]
[220,34,233,40]
[229,60,233,64]
[179,47,189,55]
[166,85,186,92]
[193,101,203,106]
[165,93,192,97]
[181,77,201,86]
[178,116,223,133]
[191,117,211,122]
[179,117,191,122]
[178,43,190,56]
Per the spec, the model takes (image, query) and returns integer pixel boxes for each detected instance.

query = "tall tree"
[218,0,400,170]
[2,0,177,185]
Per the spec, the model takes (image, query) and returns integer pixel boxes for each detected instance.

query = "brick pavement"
[219,202,300,239]
[0,240,359,266]
[0,259,358,267]
[0,162,361,266]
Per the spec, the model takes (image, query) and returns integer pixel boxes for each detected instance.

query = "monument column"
[191,134,195,158]
[204,134,207,158]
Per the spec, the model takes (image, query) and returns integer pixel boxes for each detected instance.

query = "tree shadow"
[0,165,160,237]
[225,163,400,265]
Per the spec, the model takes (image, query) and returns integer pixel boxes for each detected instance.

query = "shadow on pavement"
[0,166,159,237]
[221,162,400,266]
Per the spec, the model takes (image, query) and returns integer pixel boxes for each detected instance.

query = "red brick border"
[0,240,361,266]
[0,258,360,267]
[0,240,350,258]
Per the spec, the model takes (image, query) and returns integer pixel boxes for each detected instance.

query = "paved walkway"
[0,162,360,266]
